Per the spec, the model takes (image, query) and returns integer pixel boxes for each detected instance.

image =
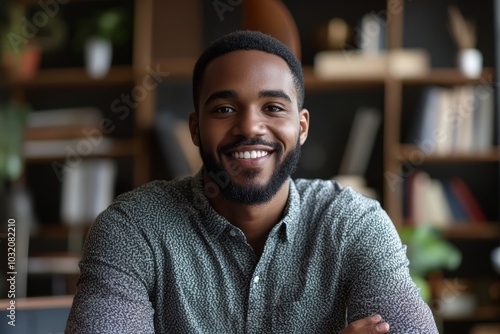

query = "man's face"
[190,50,309,204]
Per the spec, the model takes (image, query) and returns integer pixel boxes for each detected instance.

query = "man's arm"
[66,203,155,333]
[342,199,438,333]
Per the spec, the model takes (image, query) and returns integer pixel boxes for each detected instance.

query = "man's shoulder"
[112,176,197,213]
[293,178,353,203]
[292,177,382,216]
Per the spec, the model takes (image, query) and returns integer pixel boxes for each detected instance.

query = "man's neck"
[203,173,290,257]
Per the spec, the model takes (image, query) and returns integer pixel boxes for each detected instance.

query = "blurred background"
[0,0,499,333]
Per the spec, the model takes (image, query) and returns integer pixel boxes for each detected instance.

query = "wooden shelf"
[154,57,197,79]
[440,306,500,322]
[402,68,495,85]
[399,145,500,163]
[0,66,134,89]
[401,223,500,239]
[23,138,138,163]
[0,295,74,310]
[442,224,500,239]
[303,66,385,90]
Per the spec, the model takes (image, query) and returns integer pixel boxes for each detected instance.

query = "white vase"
[85,37,113,79]
[457,48,483,78]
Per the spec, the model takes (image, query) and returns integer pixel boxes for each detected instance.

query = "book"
[453,85,475,154]
[425,178,453,228]
[410,86,442,154]
[26,107,102,128]
[338,107,381,175]
[448,177,487,223]
[411,84,494,156]
[60,159,117,226]
[408,170,432,225]
[407,170,454,227]
[442,181,469,222]
[471,84,495,152]
[434,87,454,155]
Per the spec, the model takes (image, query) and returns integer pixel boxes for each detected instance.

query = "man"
[66,31,438,333]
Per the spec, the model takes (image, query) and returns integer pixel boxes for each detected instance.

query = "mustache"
[219,137,282,153]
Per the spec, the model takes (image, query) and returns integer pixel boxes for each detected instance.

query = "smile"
[231,151,269,159]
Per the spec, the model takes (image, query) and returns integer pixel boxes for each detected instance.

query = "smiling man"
[66,31,438,333]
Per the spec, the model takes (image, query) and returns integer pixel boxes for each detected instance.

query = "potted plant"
[1,1,68,81]
[1,3,42,81]
[448,5,481,78]
[74,7,132,78]
[398,225,462,303]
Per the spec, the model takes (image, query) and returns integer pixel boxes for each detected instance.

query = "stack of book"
[409,85,494,155]
[406,170,487,227]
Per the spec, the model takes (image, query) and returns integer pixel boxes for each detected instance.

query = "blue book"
[442,181,469,222]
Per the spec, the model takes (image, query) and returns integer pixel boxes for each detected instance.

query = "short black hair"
[192,30,304,113]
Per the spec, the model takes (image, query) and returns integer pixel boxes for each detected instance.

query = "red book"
[448,177,487,223]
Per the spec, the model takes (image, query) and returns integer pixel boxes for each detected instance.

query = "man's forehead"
[207,49,290,71]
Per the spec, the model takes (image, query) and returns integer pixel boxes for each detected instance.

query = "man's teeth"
[232,151,269,159]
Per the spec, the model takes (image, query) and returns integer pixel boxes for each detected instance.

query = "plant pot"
[457,48,483,78]
[2,43,42,82]
[84,37,113,79]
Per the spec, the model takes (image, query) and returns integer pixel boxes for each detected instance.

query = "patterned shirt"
[66,172,438,333]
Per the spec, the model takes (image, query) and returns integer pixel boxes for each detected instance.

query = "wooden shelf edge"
[0,295,74,310]
[443,223,500,239]
[402,67,495,85]
[0,66,134,89]
[303,66,385,90]
[23,138,137,163]
[438,306,500,322]
[401,223,500,239]
[398,145,500,163]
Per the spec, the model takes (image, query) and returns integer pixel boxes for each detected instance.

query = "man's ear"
[189,112,200,147]
[299,108,309,145]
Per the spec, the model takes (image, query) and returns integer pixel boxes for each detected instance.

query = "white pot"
[85,37,113,79]
[492,247,500,274]
[457,48,483,78]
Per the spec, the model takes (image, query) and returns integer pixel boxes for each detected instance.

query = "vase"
[84,37,113,79]
[457,48,482,78]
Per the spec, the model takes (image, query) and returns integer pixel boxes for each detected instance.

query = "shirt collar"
[189,171,301,244]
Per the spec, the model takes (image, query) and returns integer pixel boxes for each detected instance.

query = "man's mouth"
[231,150,269,159]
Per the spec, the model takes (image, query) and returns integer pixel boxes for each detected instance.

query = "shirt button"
[229,230,237,237]
[254,276,260,283]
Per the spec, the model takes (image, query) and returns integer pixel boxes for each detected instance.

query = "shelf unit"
[0,0,156,297]
[282,0,500,332]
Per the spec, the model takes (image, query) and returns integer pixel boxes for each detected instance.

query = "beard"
[199,137,301,205]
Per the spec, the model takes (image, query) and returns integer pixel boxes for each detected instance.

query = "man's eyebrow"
[204,90,237,106]
[259,90,292,103]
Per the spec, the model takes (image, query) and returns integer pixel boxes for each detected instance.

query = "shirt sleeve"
[65,202,156,334]
[342,194,439,333]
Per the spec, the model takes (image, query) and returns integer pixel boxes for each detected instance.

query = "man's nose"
[231,109,267,138]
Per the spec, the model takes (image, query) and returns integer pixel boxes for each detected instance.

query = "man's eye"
[264,105,284,112]
[214,106,235,113]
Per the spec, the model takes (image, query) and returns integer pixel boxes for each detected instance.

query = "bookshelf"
[280,0,499,333]
[0,0,154,297]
